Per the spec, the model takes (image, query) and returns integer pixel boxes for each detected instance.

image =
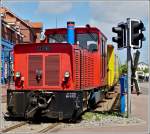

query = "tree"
[143,68,149,73]
[119,64,127,75]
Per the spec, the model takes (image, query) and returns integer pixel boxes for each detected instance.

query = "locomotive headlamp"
[15,72,21,78]
[64,71,70,78]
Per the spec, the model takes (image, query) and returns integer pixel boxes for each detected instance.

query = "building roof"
[1,7,43,30]
[30,22,43,29]
[0,7,32,28]
[138,62,149,66]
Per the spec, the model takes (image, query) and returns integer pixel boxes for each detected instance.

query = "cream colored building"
[137,62,149,71]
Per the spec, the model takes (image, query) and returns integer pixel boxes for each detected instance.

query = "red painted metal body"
[14,27,107,91]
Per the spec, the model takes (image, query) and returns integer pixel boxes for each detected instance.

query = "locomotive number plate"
[37,46,50,51]
[66,93,76,98]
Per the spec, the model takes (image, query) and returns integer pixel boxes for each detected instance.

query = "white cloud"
[89,1,148,21]
[89,1,149,41]
[89,1,149,64]
[37,1,72,14]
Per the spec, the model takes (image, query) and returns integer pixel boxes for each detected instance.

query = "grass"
[82,111,125,121]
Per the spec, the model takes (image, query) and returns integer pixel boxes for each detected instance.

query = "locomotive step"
[95,92,119,112]
[105,92,116,99]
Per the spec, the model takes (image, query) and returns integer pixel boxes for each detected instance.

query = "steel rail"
[1,122,27,133]
[38,123,60,133]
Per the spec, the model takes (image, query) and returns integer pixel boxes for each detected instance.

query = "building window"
[12,31,16,44]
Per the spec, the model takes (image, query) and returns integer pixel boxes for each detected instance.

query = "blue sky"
[2,0,149,64]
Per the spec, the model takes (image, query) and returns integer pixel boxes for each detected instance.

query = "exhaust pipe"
[67,21,75,45]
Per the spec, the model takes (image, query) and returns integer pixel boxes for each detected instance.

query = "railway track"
[38,123,60,133]
[1,122,61,133]
[1,122,27,133]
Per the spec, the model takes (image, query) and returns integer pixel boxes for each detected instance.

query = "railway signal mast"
[112,18,146,118]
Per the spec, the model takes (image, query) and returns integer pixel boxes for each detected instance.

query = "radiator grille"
[75,50,80,89]
[80,51,84,89]
[80,52,94,89]
[45,55,60,86]
[28,55,43,86]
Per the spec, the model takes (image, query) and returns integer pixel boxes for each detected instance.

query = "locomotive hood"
[14,43,74,91]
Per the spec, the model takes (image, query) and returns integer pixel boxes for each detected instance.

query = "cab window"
[76,33,98,51]
[49,34,67,43]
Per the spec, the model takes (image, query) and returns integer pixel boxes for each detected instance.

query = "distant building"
[137,62,149,71]
[0,7,43,84]
[136,62,149,82]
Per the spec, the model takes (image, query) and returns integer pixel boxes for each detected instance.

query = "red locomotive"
[6,22,108,120]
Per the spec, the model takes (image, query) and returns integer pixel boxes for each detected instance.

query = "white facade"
[137,62,149,70]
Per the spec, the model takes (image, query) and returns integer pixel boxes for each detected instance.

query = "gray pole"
[127,18,131,118]
[127,46,131,117]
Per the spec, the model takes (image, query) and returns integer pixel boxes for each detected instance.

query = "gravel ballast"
[62,112,145,128]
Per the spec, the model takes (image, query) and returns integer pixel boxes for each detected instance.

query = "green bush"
[143,68,149,73]
[119,64,127,75]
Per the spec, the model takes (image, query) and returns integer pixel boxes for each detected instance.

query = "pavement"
[138,82,149,95]
[57,82,149,134]
[1,83,15,97]
[0,82,149,134]
[59,95,148,133]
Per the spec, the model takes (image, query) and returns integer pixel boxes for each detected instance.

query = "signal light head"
[112,37,121,43]
[130,19,145,49]
[112,22,126,49]
[132,33,144,42]
[112,27,122,33]
[138,22,145,31]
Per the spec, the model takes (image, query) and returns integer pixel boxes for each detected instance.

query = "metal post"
[127,46,131,117]
[127,18,131,118]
